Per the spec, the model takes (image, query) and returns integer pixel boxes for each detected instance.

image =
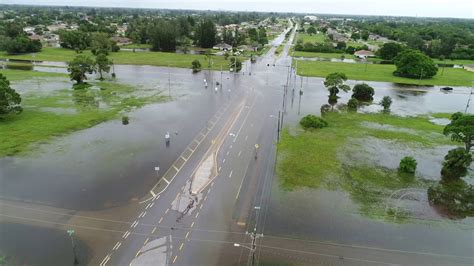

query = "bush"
[352,83,374,102]
[428,179,474,217]
[192,59,202,73]
[399,156,417,174]
[320,104,332,115]
[347,98,358,112]
[380,96,392,112]
[300,115,328,129]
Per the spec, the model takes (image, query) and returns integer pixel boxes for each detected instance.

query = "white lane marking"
[236,175,246,200]
[162,178,170,184]
[218,166,222,171]
[145,203,152,209]
[112,241,121,250]
[229,170,233,178]
[179,243,184,250]
[151,227,157,234]
[99,254,111,266]
[165,208,170,214]
[204,195,208,201]
[159,217,164,224]
[226,151,230,156]
[238,151,242,157]
[180,155,188,162]
[193,139,199,145]
[191,221,195,228]
[150,190,157,197]
[185,232,190,239]
[230,145,233,149]
[173,165,180,172]
[187,147,194,153]
[223,158,226,163]
[173,255,178,264]
[200,205,203,210]
[195,212,200,218]
[131,220,139,228]
[139,211,146,218]
[143,238,149,245]
[123,231,131,239]
[150,202,155,208]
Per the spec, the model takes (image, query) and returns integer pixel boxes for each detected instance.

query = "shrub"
[399,156,417,174]
[320,104,332,115]
[347,98,358,112]
[192,59,201,73]
[380,96,392,112]
[352,83,374,102]
[300,115,328,129]
[393,49,438,79]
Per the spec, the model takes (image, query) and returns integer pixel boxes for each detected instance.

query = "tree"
[300,115,328,129]
[443,112,474,152]
[336,41,346,50]
[306,26,317,35]
[149,20,179,52]
[393,49,438,79]
[4,37,42,54]
[380,96,392,112]
[351,32,360,40]
[229,57,242,72]
[95,53,112,80]
[440,148,472,181]
[361,31,369,41]
[323,72,350,100]
[352,83,374,102]
[192,59,201,73]
[195,19,217,48]
[399,156,417,174]
[379,42,404,60]
[347,98,358,112]
[67,55,96,84]
[59,30,91,52]
[90,32,117,56]
[0,74,22,117]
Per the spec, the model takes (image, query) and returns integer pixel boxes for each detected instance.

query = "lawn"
[295,60,474,86]
[0,69,67,81]
[297,32,328,44]
[277,112,451,218]
[292,51,354,59]
[0,71,167,157]
[0,48,238,71]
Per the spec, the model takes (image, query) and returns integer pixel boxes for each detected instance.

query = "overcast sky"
[2,0,473,19]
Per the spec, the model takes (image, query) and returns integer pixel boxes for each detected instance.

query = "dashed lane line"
[179,242,184,251]
[123,231,131,239]
[159,217,164,224]
[173,255,178,264]
[191,221,195,228]
[229,170,233,178]
[99,254,111,266]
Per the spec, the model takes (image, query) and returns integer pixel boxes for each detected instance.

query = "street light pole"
[67,229,79,265]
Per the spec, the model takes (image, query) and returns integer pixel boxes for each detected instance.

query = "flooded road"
[0,65,244,210]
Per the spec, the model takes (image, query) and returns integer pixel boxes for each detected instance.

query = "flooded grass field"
[266,75,473,259]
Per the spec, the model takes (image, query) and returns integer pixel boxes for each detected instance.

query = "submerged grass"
[277,112,449,218]
[0,69,67,81]
[0,79,167,157]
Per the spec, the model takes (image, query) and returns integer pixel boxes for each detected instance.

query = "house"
[213,43,232,51]
[28,35,44,41]
[110,36,131,46]
[354,50,375,59]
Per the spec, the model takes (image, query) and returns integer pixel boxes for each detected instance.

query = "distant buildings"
[354,50,375,59]
[110,36,131,46]
[212,43,232,51]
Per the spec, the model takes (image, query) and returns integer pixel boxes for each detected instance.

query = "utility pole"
[67,229,79,265]
[168,64,171,98]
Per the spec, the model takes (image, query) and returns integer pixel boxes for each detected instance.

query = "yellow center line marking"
[173,255,178,264]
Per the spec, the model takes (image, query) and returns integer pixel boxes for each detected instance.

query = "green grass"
[0,47,237,71]
[0,69,67,81]
[292,51,354,59]
[297,33,328,44]
[295,60,474,86]
[277,112,450,218]
[120,43,152,49]
[0,77,167,157]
